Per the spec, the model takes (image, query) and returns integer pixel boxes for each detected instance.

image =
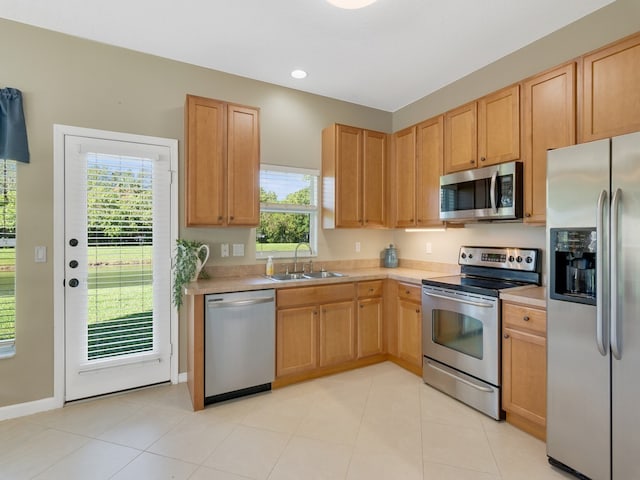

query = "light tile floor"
[0,362,575,479]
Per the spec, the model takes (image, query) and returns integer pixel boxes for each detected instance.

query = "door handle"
[426,360,494,393]
[611,188,622,360]
[207,296,274,308]
[423,291,494,308]
[596,189,608,356]
[490,170,498,213]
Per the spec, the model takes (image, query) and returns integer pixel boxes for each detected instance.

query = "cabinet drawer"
[503,302,546,335]
[397,282,421,303]
[277,283,355,308]
[357,280,383,298]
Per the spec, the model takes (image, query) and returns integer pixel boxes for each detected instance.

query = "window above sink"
[256,165,319,260]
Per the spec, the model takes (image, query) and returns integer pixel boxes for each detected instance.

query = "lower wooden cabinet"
[319,300,356,367]
[357,297,383,358]
[502,301,547,440]
[276,306,318,377]
[396,282,423,370]
[357,280,384,358]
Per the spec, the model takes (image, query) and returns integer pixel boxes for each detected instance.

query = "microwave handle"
[490,170,498,212]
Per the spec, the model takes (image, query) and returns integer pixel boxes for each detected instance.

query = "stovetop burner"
[422,246,542,297]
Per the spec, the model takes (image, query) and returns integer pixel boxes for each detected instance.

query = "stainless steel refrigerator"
[546,131,640,480]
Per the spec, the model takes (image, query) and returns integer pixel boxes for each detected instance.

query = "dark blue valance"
[0,88,30,163]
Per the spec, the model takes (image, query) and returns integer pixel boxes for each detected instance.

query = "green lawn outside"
[0,246,156,341]
[256,242,303,253]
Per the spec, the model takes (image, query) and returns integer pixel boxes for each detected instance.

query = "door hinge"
[169,170,176,185]
[169,343,173,356]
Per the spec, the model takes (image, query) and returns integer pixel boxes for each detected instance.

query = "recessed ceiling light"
[291,69,308,79]
[326,0,377,9]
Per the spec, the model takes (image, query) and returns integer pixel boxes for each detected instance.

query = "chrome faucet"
[294,242,313,273]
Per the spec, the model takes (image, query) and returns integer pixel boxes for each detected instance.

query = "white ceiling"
[0,0,614,111]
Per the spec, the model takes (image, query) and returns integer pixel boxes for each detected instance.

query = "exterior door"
[64,134,175,401]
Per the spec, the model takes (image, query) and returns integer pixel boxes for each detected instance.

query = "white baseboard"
[178,372,187,383]
[0,396,63,422]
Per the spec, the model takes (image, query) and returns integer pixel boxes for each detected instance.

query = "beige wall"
[1,0,640,410]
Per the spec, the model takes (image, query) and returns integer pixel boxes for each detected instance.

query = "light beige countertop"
[184,267,451,296]
[500,286,546,309]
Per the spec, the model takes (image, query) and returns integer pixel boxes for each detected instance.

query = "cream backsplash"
[392,223,547,282]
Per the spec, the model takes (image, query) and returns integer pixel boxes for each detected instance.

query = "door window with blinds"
[0,159,16,357]
[257,165,318,259]
[63,132,173,401]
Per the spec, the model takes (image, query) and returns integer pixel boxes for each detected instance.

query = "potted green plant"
[172,239,210,308]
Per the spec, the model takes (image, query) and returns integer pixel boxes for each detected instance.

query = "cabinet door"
[397,299,422,367]
[362,130,387,228]
[522,63,576,224]
[227,104,260,226]
[276,306,318,377]
[444,102,477,173]
[416,116,444,227]
[335,125,363,227]
[582,32,640,142]
[502,327,546,427]
[391,126,417,227]
[185,95,226,226]
[319,300,356,367]
[357,297,383,358]
[478,84,520,167]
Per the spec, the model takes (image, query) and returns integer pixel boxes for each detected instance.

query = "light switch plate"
[232,243,245,256]
[35,246,47,263]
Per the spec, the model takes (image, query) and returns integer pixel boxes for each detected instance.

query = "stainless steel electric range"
[421,246,541,419]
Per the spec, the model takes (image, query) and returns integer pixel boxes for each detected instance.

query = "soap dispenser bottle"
[266,256,274,276]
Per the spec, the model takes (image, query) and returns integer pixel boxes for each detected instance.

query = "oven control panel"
[458,246,539,271]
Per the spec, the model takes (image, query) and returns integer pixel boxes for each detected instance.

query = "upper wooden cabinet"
[444,85,520,174]
[581,32,640,142]
[322,124,388,229]
[391,116,444,228]
[390,126,416,227]
[522,63,576,224]
[416,116,445,228]
[185,95,260,227]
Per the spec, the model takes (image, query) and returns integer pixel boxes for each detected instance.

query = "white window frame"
[0,159,16,359]
[257,164,319,260]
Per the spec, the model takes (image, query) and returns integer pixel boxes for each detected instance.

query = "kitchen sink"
[267,271,345,281]
[303,271,345,279]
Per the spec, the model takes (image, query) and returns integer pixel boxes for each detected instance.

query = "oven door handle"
[423,291,494,308]
[425,360,494,393]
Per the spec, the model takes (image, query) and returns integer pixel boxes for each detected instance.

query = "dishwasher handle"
[207,296,274,309]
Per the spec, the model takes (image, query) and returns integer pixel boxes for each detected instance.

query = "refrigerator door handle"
[596,189,608,356]
[611,188,622,360]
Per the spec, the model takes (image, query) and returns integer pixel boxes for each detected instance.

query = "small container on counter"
[383,244,398,268]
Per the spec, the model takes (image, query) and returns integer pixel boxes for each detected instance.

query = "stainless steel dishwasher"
[204,289,275,404]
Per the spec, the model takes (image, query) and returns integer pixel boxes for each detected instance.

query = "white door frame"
[53,124,179,406]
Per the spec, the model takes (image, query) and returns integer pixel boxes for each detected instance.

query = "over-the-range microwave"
[439,161,523,222]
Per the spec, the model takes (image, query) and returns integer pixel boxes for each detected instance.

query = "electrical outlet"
[232,243,245,257]
[355,242,361,253]
[426,242,432,254]
[221,243,229,257]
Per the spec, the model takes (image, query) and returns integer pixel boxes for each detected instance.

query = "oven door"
[421,285,500,386]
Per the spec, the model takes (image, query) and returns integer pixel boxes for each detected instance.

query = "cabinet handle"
[405,290,410,295]
[523,316,530,321]
[480,157,486,162]
[504,333,510,339]
[218,215,223,221]
[470,159,475,164]
[360,304,364,308]
[368,288,374,292]
[229,216,234,220]
[314,310,318,315]
[415,308,420,314]
[525,212,531,218]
